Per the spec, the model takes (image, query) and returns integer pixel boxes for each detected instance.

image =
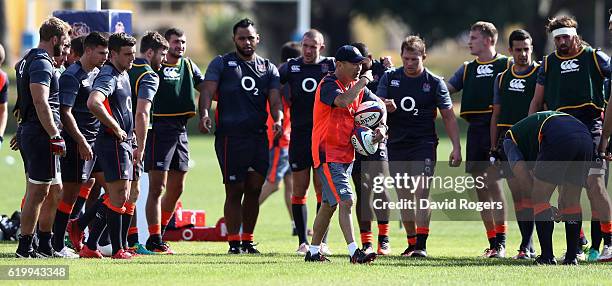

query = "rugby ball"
[354,101,384,127]
[351,126,379,156]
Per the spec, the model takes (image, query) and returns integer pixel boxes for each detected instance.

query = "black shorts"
[95,136,134,182]
[388,141,437,176]
[20,125,61,184]
[353,142,388,175]
[466,120,491,174]
[61,137,97,183]
[565,110,609,176]
[288,130,313,172]
[534,116,593,187]
[215,134,269,184]
[145,118,190,172]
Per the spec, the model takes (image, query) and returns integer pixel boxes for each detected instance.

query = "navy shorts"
[534,116,593,187]
[289,130,313,172]
[145,117,190,172]
[316,162,354,207]
[564,110,609,176]
[61,136,97,183]
[466,120,491,174]
[20,125,61,184]
[266,146,290,184]
[353,142,389,176]
[388,142,437,176]
[95,136,134,182]
[215,134,269,184]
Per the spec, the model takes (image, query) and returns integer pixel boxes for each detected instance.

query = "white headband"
[551,27,577,37]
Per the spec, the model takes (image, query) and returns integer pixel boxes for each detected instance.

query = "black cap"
[335,45,365,64]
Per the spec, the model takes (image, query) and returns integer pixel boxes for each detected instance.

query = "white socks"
[309,244,321,255]
[348,242,358,256]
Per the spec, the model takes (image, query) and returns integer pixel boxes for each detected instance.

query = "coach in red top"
[306,45,386,263]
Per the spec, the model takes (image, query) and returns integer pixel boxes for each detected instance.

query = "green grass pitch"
[0,135,609,285]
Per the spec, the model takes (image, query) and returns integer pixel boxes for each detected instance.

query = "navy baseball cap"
[335,45,366,63]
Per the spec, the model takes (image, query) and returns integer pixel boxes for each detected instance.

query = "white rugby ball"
[354,100,383,127]
[351,126,379,156]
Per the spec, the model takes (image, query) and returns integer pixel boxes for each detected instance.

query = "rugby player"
[490,29,539,259]
[377,36,461,257]
[504,111,592,265]
[15,17,71,258]
[258,41,300,237]
[279,29,335,255]
[447,21,509,257]
[83,32,136,259]
[351,42,393,255]
[528,16,612,262]
[127,31,168,254]
[54,31,108,257]
[144,28,205,254]
[199,18,283,254]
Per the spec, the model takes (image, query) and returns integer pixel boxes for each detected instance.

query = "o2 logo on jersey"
[508,78,526,92]
[476,64,494,78]
[163,67,181,80]
[560,59,580,73]
[241,76,259,96]
[301,78,318,93]
[400,96,419,115]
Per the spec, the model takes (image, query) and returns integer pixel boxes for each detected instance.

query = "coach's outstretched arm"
[198,80,217,134]
[87,90,127,141]
[528,83,545,114]
[333,70,373,108]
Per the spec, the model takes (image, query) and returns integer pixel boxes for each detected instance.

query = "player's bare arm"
[440,107,462,166]
[30,83,60,137]
[268,87,283,138]
[60,105,93,160]
[87,90,126,141]
[198,80,217,133]
[134,97,151,162]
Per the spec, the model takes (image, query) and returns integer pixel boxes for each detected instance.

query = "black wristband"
[0,135,3,143]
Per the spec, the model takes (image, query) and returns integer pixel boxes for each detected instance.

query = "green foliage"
[353,0,541,45]
[203,12,251,57]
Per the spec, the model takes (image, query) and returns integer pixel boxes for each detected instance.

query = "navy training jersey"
[205,52,280,136]
[91,62,133,139]
[15,48,61,131]
[279,56,335,132]
[59,61,100,141]
[377,67,452,145]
